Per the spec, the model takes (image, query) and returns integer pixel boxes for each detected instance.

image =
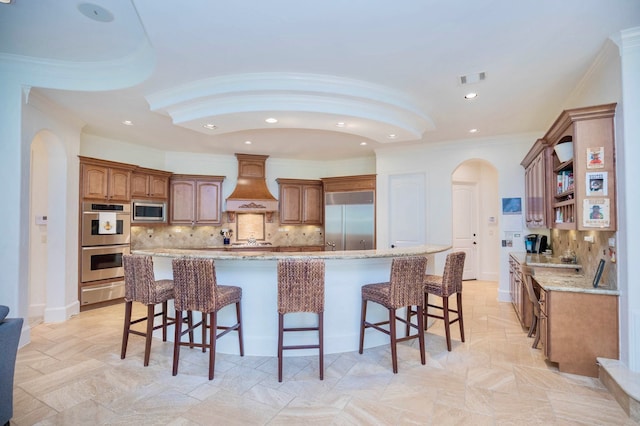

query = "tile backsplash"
[131,212,324,250]
[551,229,617,289]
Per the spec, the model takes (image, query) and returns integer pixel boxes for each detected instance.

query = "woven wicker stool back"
[277,258,325,382]
[121,254,175,366]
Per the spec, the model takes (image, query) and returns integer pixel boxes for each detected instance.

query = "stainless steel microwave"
[132,200,167,223]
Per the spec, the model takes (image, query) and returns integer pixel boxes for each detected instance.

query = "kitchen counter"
[136,244,451,356]
[134,244,450,260]
[510,251,617,295]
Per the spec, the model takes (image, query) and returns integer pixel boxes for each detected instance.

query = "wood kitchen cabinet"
[508,254,533,329]
[521,139,549,228]
[80,156,134,202]
[169,175,225,225]
[535,281,619,377]
[277,178,323,225]
[543,103,617,231]
[131,168,171,200]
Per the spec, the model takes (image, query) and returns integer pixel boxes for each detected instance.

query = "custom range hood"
[225,153,278,222]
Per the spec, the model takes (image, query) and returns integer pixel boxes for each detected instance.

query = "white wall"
[376,134,535,300]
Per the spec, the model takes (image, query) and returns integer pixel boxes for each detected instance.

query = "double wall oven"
[80,202,130,306]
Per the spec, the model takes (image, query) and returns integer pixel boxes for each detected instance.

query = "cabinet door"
[170,180,196,224]
[525,151,547,228]
[82,164,109,199]
[108,168,131,201]
[279,184,303,223]
[302,184,323,224]
[149,175,169,199]
[196,180,222,224]
[131,173,149,198]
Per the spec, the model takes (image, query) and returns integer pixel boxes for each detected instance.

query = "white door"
[389,173,426,248]
[452,182,478,279]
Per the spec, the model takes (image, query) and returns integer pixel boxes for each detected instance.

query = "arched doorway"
[452,159,499,281]
[29,130,74,324]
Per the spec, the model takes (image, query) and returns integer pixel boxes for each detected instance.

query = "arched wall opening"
[451,159,500,281]
[29,130,74,324]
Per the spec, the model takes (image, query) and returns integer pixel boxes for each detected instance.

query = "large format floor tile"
[12,281,637,425]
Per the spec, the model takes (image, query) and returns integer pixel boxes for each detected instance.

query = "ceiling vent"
[459,72,487,85]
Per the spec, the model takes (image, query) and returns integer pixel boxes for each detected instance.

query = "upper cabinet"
[80,156,134,202]
[277,178,323,225]
[521,139,549,228]
[131,168,172,200]
[169,175,225,225]
[544,103,617,231]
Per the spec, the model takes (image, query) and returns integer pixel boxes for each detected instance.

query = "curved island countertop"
[134,244,451,356]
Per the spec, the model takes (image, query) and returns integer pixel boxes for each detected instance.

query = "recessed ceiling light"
[122,120,133,126]
[360,142,368,146]
[203,123,217,130]
[336,122,346,128]
[387,134,397,139]
[244,140,252,145]
[464,92,478,99]
[469,128,478,133]
[265,117,278,124]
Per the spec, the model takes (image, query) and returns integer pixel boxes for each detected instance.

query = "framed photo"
[586,172,607,196]
[592,259,606,288]
[502,197,522,215]
[587,147,605,169]
[583,198,610,228]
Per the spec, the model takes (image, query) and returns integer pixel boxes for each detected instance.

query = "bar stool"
[121,254,175,366]
[277,258,325,382]
[171,257,243,380]
[423,251,466,351]
[359,256,428,373]
[521,265,542,349]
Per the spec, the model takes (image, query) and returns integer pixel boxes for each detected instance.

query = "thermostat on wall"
[35,215,47,225]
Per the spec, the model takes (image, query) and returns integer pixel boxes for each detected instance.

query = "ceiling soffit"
[146,73,435,143]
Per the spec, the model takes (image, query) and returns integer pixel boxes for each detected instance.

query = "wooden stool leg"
[417,305,426,365]
[162,301,168,342]
[121,301,133,359]
[201,313,207,353]
[423,293,429,330]
[236,301,244,356]
[532,314,541,349]
[389,308,398,374]
[443,296,452,351]
[358,300,367,354]
[528,312,537,338]
[318,312,324,380]
[457,292,465,342]
[172,309,182,376]
[209,312,216,380]
[144,304,155,366]
[278,312,284,382]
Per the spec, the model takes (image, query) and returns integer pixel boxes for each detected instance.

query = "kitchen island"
[133,245,450,356]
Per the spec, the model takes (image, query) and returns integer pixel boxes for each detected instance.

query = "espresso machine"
[525,234,548,253]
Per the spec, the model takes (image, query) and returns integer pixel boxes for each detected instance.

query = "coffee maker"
[525,234,548,253]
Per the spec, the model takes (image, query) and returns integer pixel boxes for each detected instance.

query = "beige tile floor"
[13,280,638,425]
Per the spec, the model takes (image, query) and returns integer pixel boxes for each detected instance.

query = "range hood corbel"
[225,153,278,223]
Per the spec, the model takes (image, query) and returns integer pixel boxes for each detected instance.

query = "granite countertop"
[133,244,451,260]
[510,252,582,270]
[531,270,619,295]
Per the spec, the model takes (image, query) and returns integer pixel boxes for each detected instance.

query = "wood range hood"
[225,153,278,222]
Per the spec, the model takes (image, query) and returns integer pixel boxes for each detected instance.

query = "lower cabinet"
[535,281,618,377]
[509,255,532,329]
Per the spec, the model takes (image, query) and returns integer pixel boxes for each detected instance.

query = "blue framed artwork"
[502,197,522,215]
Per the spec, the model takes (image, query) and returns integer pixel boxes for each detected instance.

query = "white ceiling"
[1,0,639,160]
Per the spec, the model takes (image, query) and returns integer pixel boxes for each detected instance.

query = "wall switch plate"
[584,235,594,243]
[608,237,616,247]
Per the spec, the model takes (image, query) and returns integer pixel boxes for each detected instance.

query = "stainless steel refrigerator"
[324,191,375,251]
